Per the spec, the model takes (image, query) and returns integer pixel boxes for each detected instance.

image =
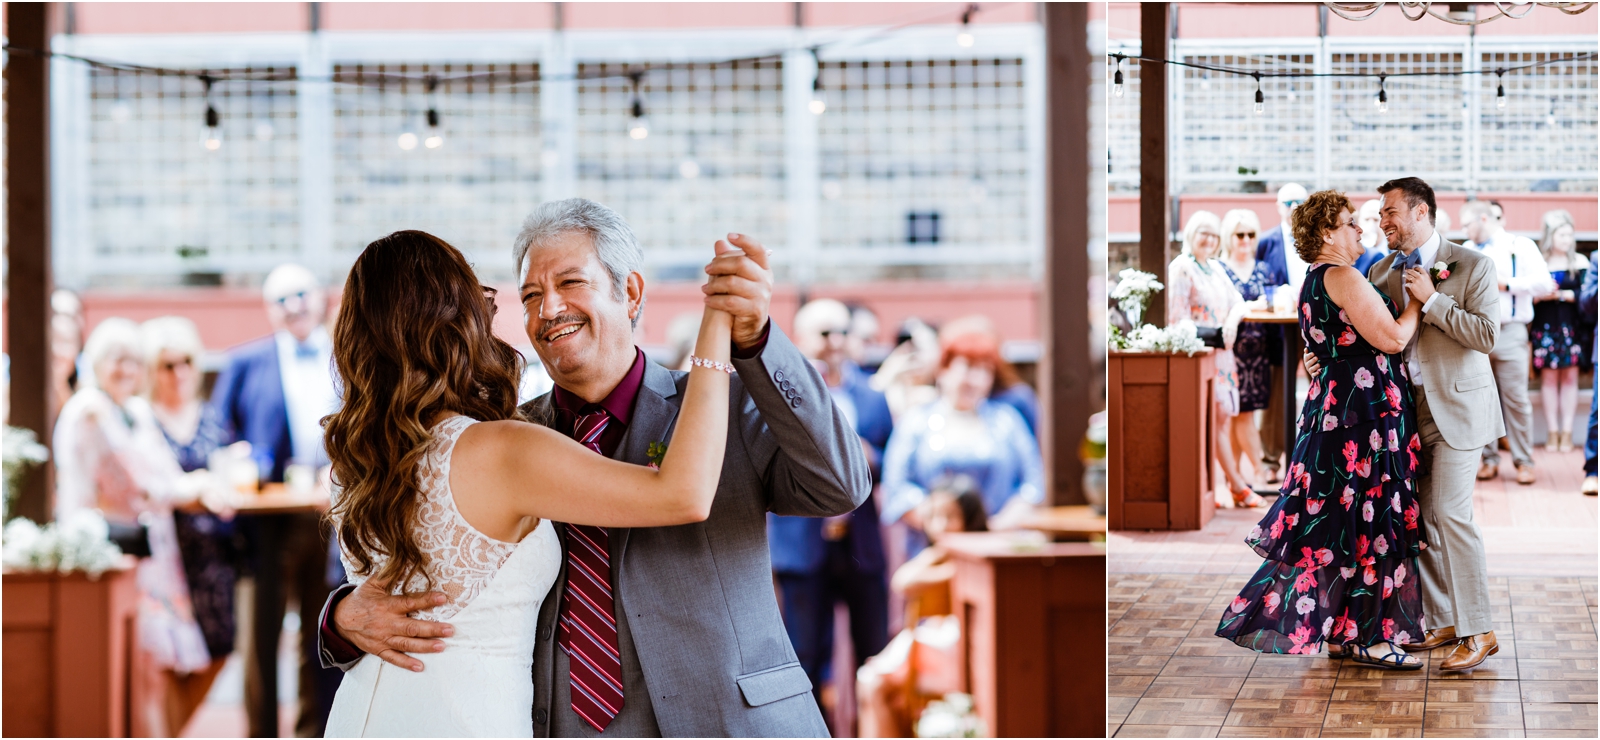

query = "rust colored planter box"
[3,557,140,738]
[942,533,1105,738]
[1107,350,1217,531]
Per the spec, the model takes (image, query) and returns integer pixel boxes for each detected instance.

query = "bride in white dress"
[321,230,734,737]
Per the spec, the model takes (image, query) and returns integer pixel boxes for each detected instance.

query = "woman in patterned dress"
[1530,210,1590,452]
[1220,208,1273,485]
[1168,210,1261,506]
[1216,190,1429,669]
[142,317,240,717]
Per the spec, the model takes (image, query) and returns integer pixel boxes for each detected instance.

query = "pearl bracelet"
[688,355,735,374]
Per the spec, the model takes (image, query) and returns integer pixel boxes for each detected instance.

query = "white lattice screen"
[1105,40,1598,195]
[574,60,788,260]
[86,68,302,271]
[815,58,1030,250]
[331,63,542,276]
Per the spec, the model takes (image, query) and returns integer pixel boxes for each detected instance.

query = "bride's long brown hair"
[324,230,523,590]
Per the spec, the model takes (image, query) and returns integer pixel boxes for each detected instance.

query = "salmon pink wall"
[321,2,555,31]
[74,2,309,34]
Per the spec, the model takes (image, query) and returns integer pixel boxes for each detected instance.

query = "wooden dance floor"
[1109,446,1599,737]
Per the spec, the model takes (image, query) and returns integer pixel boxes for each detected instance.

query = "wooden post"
[1041,1,1091,506]
[5,3,61,523]
[1139,2,1171,327]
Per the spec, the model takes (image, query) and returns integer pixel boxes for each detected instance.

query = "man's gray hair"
[513,198,644,301]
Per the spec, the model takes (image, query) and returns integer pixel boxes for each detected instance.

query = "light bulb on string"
[1376,74,1388,114]
[956,4,977,47]
[1112,54,1125,98]
[1253,73,1264,115]
[423,76,444,149]
[1495,69,1507,110]
[809,48,827,114]
[1546,98,1558,127]
[199,76,223,151]
[628,72,650,140]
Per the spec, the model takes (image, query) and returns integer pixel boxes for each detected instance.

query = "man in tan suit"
[1311,177,1504,671]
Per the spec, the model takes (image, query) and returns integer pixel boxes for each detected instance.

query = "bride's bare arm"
[464,308,732,528]
[1323,265,1422,354]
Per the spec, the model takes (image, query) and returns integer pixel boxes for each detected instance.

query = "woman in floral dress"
[1217,190,1429,669]
[1168,210,1260,506]
[1530,210,1590,452]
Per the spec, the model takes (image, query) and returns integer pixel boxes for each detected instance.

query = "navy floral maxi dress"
[1216,263,1429,654]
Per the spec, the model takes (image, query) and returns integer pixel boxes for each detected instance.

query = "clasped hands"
[1302,267,1433,377]
[701,233,774,350]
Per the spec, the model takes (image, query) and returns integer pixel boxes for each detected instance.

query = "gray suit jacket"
[1367,238,1505,450]
[523,326,870,737]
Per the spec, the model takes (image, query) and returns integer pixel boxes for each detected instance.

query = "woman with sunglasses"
[1219,209,1273,488]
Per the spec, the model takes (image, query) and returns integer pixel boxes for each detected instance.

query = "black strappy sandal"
[1349,642,1423,671]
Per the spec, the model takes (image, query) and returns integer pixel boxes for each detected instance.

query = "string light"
[423,77,443,149]
[956,4,977,47]
[628,71,650,140]
[1104,51,1594,115]
[809,48,826,115]
[199,75,222,151]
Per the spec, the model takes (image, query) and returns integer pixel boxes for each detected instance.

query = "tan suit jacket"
[1366,238,1505,451]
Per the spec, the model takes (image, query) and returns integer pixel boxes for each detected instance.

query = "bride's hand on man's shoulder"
[334,578,454,672]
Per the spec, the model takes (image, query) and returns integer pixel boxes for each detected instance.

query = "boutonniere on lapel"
[646,441,668,470]
[1429,261,1457,285]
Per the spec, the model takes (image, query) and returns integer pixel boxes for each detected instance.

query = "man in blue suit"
[211,264,342,737]
[1255,183,1308,483]
[770,298,893,719]
[1582,267,1598,496]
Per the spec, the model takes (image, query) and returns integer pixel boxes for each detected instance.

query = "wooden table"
[940,532,1104,738]
[1012,505,1106,540]
[231,483,329,514]
[1243,309,1300,494]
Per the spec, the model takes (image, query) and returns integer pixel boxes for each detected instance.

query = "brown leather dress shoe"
[1477,461,1498,481]
[1402,626,1459,651]
[1516,464,1537,485]
[1440,631,1499,671]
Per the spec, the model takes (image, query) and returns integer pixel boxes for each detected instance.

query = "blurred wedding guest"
[54,317,218,736]
[1461,199,1553,484]
[1579,265,1597,496]
[1355,198,1389,273]
[881,330,1043,555]
[871,317,942,421]
[664,310,703,371]
[771,298,893,716]
[856,475,986,738]
[1255,183,1309,485]
[143,317,240,689]
[50,288,87,421]
[211,263,342,737]
[1169,211,1259,506]
[939,314,1039,437]
[847,303,890,371]
[1531,210,1590,453]
[1219,208,1271,484]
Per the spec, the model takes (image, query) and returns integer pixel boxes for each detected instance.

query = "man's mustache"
[536,313,588,340]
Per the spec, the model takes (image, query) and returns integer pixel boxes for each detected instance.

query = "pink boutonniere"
[1429,261,1457,285]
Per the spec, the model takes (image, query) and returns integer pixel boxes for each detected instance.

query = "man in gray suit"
[318,198,870,736]
[1310,177,1503,671]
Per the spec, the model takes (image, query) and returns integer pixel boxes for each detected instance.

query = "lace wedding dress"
[326,416,562,737]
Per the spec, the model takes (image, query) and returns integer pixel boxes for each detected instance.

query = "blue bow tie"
[1397,251,1422,270]
[295,343,319,360]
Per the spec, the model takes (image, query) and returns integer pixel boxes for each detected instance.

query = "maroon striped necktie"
[561,410,624,732]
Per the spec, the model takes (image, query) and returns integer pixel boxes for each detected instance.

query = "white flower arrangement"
[3,425,51,523]
[915,693,988,738]
[1110,269,1165,328]
[1109,320,1208,356]
[2,510,125,578]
